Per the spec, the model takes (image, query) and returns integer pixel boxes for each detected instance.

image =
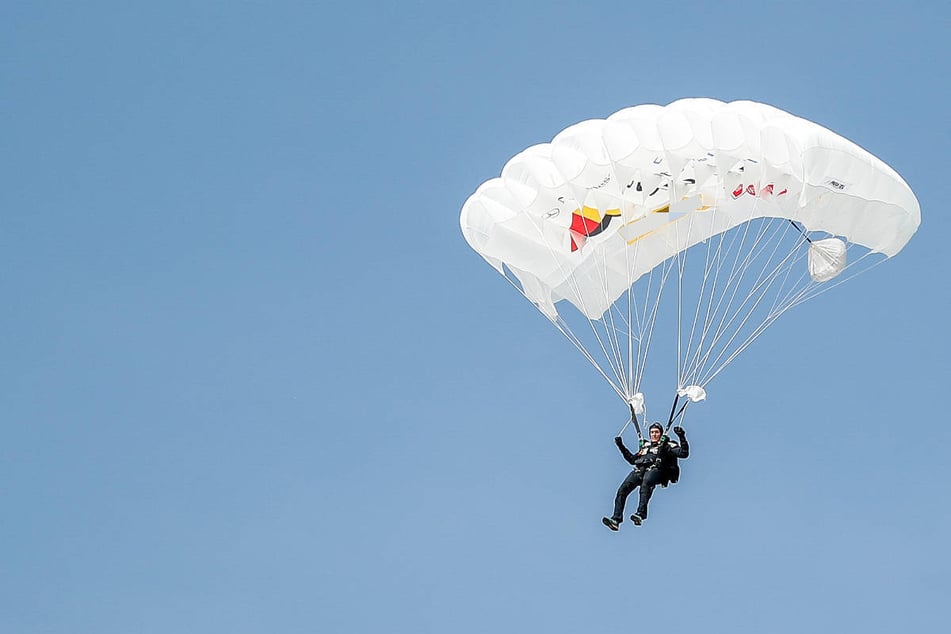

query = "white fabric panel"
[460,98,920,320]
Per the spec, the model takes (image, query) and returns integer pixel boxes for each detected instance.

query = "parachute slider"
[619,393,647,439]
[664,386,705,431]
[626,392,646,415]
[677,385,707,403]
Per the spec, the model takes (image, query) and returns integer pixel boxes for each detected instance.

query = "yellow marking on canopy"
[576,205,622,222]
[622,201,713,245]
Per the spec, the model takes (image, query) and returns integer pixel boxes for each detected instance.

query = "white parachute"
[460,99,919,414]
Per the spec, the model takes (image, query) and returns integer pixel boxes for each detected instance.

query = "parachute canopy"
[461,98,919,408]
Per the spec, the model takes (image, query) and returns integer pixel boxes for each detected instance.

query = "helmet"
[648,423,664,433]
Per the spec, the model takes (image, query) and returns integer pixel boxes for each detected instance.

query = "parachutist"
[462,100,918,501]
[602,423,689,531]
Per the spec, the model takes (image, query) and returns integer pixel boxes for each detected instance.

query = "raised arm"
[614,436,638,465]
[669,426,689,459]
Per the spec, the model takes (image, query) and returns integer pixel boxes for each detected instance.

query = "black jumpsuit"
[609,432,689,523]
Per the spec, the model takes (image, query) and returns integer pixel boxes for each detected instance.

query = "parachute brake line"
[788,220,813,244]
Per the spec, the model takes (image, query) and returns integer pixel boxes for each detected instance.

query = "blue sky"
[1,2,948,632]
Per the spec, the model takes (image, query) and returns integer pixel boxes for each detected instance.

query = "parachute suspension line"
[517,153,649,398]
[688,210,787,371]
[686,213,785,381]
[600,140,640,401]
[703,245,886,386]
[677,173,745,389]
[633,137,692,392]
[692,220,817,387]
[635,254,678,392]
[785,248,884,310]
[690,221,804,385]
[687,221,738,385]
[590,245,629,393]
[666,146,720,395]
[557,207,638,396]
[684,165,766,388]
[632,262,656,391]
[514,201,631,399]
[593,244,693,396]
[694,196,776,353]
[676,228,685,385]
[495,261,627,401]
[617,403,644,439]
[553,315,627,400]
[624,194,643,399]
[762,236,816,329]
[622,250,654,397]
[599,238,679,402]
[677,180,816,389]
[626,243,636,398]
[598,244,629,394]
[674,190,699,391]
[678,178,729,389]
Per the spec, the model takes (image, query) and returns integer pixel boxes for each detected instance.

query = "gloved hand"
[673,426,685,437]
[615,436,624,446]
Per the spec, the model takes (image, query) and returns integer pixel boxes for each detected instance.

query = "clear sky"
[2,2,948,633]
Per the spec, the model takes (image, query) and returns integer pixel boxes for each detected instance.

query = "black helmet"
[648,422,664,433]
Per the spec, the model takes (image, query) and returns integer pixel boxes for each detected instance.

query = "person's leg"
[634,468,665,520]
[611,470,642,522]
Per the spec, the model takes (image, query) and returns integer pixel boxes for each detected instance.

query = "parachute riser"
[665,401,690,433]
[617,404,644,440]
[666,394,680,429]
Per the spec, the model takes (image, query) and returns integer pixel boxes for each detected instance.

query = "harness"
[634,440,681,487]
[617,390,693,487]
